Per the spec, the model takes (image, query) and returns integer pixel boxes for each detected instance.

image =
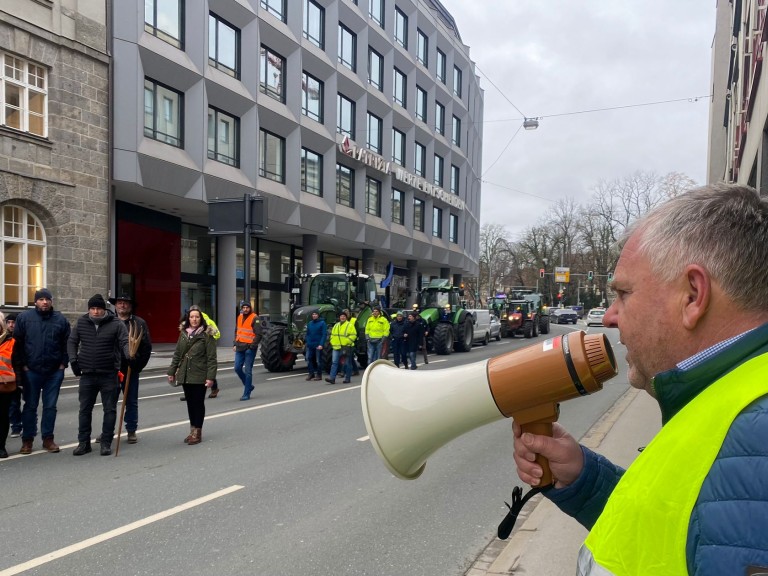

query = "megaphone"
[361,331,617,485]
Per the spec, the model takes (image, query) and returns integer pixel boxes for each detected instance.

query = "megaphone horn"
[361,331,617,484]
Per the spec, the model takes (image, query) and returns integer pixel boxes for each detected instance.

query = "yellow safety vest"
[579,352,768,575]
[330,320,356,350]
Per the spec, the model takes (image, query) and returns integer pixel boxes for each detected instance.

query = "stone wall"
[0,13,109,319]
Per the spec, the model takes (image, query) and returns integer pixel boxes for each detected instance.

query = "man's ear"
[681,265,711,330]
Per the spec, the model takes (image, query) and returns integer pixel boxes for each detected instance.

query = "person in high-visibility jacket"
[0,312,19,458]
[325,311,356,385]
[512,183,768,575]
[364,307,390,363]
[233,301,263,401]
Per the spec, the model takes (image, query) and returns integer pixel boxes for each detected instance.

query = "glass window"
[260,0,286,22]
[453,65,462,98]
[394,7,408,48]
[303,0,325,49]
[392,128,405,166]
[366,177,382,216]
[393,68,407,107]
[302,72,323,122]
[450,164,460,194]
[368,47,383,90]
[259,129,285,183]
[207,107,239,167]
[208,13,239,78]
[449,213,458,243]
[414,198,424,232]
[260,46,285,102]
[338,24,357,72]
[367,112,382,153]
[414,142,425,177]
[435,101,445,135]
[432,206,442,238]
[452,115,461,147]
[301,148,323,196]
[144,78,183,147]
[433,154,443,187]
[337,93,355,139]
[415,85,427,122]
[369,0,384,27]
[392,189,404,225]
[336,164,354,207]
[436,48,446,83]
[417,29,428,66]
[2,54,48,137]
[0,205,46,306]
[145,0,183,49]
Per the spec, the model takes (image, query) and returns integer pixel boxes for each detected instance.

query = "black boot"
[100,442,112,456]
[73,442,92,456]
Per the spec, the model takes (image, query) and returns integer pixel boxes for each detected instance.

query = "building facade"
[709,0,768,190]
[0,1,110,318]
[112,0,483,342]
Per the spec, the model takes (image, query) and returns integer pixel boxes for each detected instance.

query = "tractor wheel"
[532,318,539,337]
[260,327,297,372]
[454,318,473,352]
[321,337,333,373]
[433,323,454,355]
[523,320,533,339]
[540,317,550,335]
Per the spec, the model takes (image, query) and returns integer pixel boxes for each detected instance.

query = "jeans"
[367,339,383,363]
[21,369,64,440]
[407,350,418,369]
[77,373,119,444]
[9,385,22,433]
[329,349,352,381]
[120,368,140,433]
[234,348,256,392]
[390,338,406,367]
[305,346,323,377]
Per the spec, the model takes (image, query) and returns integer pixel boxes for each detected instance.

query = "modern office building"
[708,0,768,191]
[112,0,483,342]
[0,2,110,318]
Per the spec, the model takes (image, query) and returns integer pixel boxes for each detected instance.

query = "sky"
[439,1,716,240]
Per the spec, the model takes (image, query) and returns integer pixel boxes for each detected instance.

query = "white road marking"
[0,485,245,576]
[357,435,370,441]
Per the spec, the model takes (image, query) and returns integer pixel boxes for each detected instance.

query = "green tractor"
[417,279,474,355]
[260,272,377,372]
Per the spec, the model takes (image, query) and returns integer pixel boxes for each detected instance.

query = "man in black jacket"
[67,294,129,456]
[13,288,71,455]
[109,295,152,444]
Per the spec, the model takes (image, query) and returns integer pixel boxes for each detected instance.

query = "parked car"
[586,308,607,326]
[469,309,492,345]
[551,308,578,324]
[489,315,502,341]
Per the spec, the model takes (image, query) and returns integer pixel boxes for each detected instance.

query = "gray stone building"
[0,1,109,318]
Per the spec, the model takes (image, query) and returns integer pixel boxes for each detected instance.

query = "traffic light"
[539,268,545,279]
[587,270,594,281]
[557,292,562,300]
[607,272,614,281]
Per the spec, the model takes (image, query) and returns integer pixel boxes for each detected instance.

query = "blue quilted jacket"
[546,323,768,576]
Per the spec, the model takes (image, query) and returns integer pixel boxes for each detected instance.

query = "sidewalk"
[469,387,661,576]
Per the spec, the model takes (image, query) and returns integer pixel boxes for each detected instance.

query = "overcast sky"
[439,1,716,239]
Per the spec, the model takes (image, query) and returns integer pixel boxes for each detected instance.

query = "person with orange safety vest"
[233,300,263,401]
[0,311,19,458]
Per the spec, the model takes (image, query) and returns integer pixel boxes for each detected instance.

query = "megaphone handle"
[520,421,554,486]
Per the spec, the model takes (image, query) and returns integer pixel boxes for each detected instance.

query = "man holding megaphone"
[513,184,768,575]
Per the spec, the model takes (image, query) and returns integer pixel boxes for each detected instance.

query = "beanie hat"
[4,312,17,322]
[87,294,107,309]
[34,288,53,301]
[240,300,251,308]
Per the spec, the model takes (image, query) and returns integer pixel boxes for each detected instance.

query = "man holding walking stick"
[110,295,151,446]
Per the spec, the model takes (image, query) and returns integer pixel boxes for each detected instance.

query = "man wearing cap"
[365,307,389,363]
[389,311,407,368]
[68,294,130,456]
[326,311,356,384]
[12,288,71,454]
[233,300,264,401]
[109,295,152,444]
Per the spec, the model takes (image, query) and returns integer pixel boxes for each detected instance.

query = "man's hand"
[70,361,82,377]
[512,421,584,488]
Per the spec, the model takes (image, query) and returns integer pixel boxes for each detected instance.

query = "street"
[0,323,628,576]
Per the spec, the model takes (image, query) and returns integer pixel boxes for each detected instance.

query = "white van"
[468,309,492,345]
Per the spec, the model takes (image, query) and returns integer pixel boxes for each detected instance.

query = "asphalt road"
[0,323,628,576]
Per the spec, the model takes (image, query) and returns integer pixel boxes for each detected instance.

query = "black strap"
[497,486,544,540]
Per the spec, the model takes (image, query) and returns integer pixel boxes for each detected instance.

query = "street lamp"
[523,117,540,130]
